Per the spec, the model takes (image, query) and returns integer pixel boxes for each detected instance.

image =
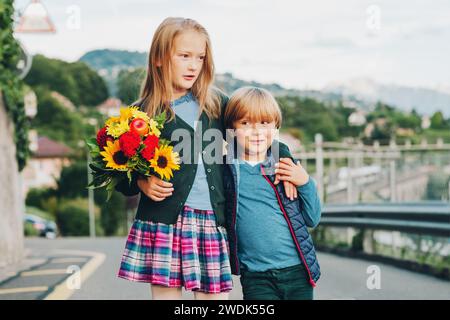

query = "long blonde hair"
[138,17,221,121]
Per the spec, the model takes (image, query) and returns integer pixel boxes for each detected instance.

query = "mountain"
[324,78,450,117]
[79,49,147,72]
[79,49,349,105]
[79,49,449,117]
[79,49,147,96]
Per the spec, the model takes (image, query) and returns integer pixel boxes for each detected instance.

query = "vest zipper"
[260,165,316,287]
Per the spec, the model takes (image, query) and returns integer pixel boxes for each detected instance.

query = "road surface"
[0,238,448,300]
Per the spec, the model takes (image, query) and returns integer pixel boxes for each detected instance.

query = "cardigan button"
[207,168,211,173]
[210,186,215,191]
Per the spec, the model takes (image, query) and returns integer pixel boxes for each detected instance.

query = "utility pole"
[315,134,324,203]
[87,145,96,238]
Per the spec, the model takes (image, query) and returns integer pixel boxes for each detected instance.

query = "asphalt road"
[0,238,448,300]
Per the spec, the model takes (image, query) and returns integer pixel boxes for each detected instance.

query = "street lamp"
[15,0,56,33]
[14,0,56,80]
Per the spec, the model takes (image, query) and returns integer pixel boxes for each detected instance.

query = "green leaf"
[85,137,99,151]
[89,162,114,172]
[154,111,166,127]
[105,176,121,201]
[159,138,170,146]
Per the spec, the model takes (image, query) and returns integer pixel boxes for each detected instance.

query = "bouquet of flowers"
[86,106,180,200]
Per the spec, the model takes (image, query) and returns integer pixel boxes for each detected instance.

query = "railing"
[321,202,450,237]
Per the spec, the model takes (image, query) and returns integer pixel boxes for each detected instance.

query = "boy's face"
[170,30,206,98]
[233,117,277,159]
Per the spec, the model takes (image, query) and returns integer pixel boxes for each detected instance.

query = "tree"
[430,111,446,130]
[31,86,85,148]
[25,54,109,107]
[117,68,146,104]
[67,61,109,106]
[277,96,340,142]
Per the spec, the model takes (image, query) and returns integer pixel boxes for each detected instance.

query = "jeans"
[240,264,314,300]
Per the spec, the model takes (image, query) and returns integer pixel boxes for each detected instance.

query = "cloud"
[13,0,450,89]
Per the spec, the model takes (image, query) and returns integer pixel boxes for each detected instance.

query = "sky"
[13,0,450,92]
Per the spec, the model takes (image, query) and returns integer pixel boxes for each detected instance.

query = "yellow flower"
[105,116,120,127]
[107,119,129,138]
[131,109,150,124]
[149,119,161,137]
[99,140,128,171]
[150,145,180,180]
[119,107,135,122]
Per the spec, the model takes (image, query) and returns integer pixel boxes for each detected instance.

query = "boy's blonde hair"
[139,17,221,121]
[224,86,282,129]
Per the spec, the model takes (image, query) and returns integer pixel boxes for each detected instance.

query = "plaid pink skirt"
[118,205,233,293]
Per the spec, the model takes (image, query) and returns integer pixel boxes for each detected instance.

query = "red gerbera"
[141,134,159,160]
[119,131,141,157]
[96,127,108,150]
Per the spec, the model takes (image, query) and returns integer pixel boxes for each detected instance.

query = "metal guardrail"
[321,202,450,237]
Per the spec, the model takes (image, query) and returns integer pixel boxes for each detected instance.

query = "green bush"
[57,204,90,236]
[25,187,57,211]
[100,191,126,236]
[0,0,29,171]
[56,160,89,199]
[56,198,104,237]
[24,222,40,237]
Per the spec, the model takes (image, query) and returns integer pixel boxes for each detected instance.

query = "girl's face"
[170,30,206,98]
[233,117,277,160]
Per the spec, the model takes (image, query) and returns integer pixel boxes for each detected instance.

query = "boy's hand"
[274,158,310,187]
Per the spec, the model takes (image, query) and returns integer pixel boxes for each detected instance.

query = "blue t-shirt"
[171,91,213,211]
[235,159,302,272]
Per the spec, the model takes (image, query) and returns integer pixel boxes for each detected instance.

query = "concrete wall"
[0,92,24,268]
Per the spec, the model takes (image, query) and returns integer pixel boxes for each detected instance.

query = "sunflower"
[119,107,135,122]
[107,119,130,138]
[149,119,161,137]
[105,116,120,127]
[100,140,129,171]
[149,145,180,180]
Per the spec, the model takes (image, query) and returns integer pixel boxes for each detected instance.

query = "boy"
[223,87,321,300]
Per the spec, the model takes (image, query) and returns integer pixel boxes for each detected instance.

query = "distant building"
[396,127,415,137]
[97,97,122,117]
[421,115,431,129]
[22,136,73,197]
[348,110,367,126]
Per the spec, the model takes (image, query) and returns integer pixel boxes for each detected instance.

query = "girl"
[115,17,232,300]
[114,17,296,300]
[223,87,322,300]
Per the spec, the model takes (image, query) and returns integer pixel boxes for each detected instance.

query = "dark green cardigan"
[115,92,293,226]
